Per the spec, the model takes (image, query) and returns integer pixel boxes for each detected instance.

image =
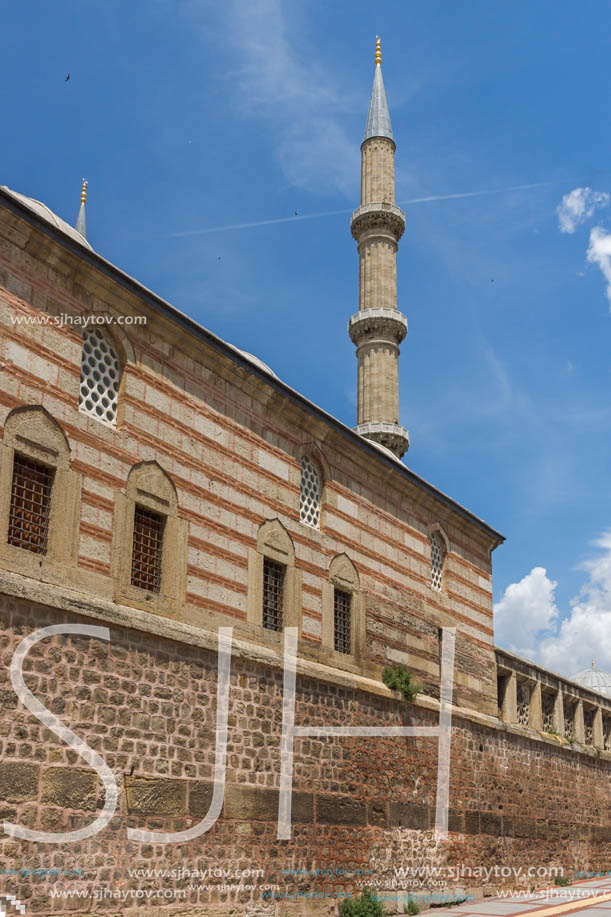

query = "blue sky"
[2,0,611,675]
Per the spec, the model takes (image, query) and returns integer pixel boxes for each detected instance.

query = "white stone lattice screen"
[563,701,575,740]
[299,456,321,528]
[584,710,594,746]
[516,682,530,727]
[542,692,555,731]
[604,718,611,751]
[430,533,444,591]
[79,327,121,425]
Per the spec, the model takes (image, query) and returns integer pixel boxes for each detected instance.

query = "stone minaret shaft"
[349,38,409,458]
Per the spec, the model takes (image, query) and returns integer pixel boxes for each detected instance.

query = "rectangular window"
[334,588,352,654]
[131,505,164,593]
[8,454,54,555]
[262,557,285,631]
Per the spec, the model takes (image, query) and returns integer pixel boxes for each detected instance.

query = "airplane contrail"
[168,181,551,238]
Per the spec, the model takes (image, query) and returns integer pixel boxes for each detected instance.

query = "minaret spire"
[75,178,87,239]
[348,39,410,458]
[364,38,393,143]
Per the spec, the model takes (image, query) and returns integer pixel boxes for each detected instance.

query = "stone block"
[389,801,430,830]
[0,763,39,803]
[41,767,98,811]
[317,793,367,826]
[190,782,314,824]
[480,813,502,836]
[124,776,186,816]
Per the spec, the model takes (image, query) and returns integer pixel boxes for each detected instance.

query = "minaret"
[75,179,87,239]
[349,38,410,458]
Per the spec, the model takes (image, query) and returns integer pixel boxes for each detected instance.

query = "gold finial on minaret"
[375,36,382,65]
[75,178,88,239]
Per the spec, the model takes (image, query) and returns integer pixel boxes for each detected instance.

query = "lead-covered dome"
[572,666,611,698]
[1,186,92,250]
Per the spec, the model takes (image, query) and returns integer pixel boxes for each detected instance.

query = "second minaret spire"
[349,38,410,458]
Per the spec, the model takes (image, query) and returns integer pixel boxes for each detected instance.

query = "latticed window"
[131,505,164,593]
[584,709,595,746]
[563,700,575,741]
[516,682,530,727]
[334,588,352,654]
[8,454,54,554]
[262,557,285,631]
[430,532,444,592]
[542,692,555,732]
[79,326,121,426]
[604,717,611,752]
[299,456,321,528]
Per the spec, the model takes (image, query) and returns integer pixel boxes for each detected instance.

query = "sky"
[2,0,611,678]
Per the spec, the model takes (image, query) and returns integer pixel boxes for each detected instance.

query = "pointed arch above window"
[0,406,81,570]
[321,553,364,665]
[247,518,301,639]
[112,461,186,617]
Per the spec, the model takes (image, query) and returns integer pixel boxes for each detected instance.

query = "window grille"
[542,692,555,732]
[8,454,54,554]
[430,532,444,591]
[604,717,611,752]
[516,682,530,727]
[563,700,575,741]
[299,456,321,528]
[79,327,121,426]
[131,505,164,593]
[334,588,352,654]
[262,558,285,631]
[584,709,595,745]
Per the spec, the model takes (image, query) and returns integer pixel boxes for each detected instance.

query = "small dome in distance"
[572,665,611,699]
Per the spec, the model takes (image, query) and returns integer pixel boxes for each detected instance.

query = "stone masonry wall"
[1,593,611,917]
[0,198,500,718]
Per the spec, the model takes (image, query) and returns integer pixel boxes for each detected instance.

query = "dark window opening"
[8,454,54,555]
[131,505,164,593]
[334,588,352,654]
[263,557,285,631]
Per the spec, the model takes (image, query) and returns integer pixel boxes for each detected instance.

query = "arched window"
[112,461,187,617]
[0,406,80,569]
[79,326,121,426]
[247,518,301,637]
[322,554,364,663]
[299,455,322,528]
[430,532,445,592]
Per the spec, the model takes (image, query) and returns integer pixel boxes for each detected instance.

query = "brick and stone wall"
[0,194,501,718]
[1,584,611,916]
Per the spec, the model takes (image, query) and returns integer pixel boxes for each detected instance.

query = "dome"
[1,186,92,251]
[234,348,277,379]
[572,666,611,698]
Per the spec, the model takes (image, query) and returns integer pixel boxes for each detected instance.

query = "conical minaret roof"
[363,37,394,143]
[75,178,87,239]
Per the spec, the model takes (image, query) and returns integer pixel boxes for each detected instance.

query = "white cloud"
[556,187,609,234]
[587,226,611,308]
[219,0,359,195]
[495,533,611,677]
[494,567,559,658]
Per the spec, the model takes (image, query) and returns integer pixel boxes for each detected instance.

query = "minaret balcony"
[355,421,410,459]
[348,308,407,346]
[350,202,406,241]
